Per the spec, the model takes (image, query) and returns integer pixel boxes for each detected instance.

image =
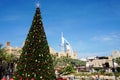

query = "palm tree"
[115,57,120,66]
[0,44,4,55]
[0,43,18,63]
[0,44,6,64]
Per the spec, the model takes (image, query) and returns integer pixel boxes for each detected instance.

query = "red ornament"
[1,78,6,80]
[10,78,14,80]
[20,77,22,80]
[31,78,34,80]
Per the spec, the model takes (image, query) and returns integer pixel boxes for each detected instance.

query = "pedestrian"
[0,65,3,79]
[95,74,99,80]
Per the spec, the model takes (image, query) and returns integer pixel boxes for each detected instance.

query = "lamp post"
[112,59,117,80]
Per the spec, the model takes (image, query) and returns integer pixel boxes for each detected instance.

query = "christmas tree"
[14,4,56,80]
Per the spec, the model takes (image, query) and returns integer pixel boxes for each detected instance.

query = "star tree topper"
[36,1,40,8]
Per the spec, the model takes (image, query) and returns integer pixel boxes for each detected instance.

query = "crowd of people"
[0,62,14,80]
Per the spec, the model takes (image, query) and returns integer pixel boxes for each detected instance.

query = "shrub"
[116,67,120,72]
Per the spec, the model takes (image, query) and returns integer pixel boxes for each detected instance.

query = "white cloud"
[92,33,120,42]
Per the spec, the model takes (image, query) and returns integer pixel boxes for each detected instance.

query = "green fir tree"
[14,5,56,80]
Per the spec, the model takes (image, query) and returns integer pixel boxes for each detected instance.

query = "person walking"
[95,74,99,80]
[0,65,2,79]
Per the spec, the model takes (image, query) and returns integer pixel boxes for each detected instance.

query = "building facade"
[5,42,21,57]
[112,50,120,58]
[49,47,78,59]
[86,55,119,69]
[5,42,78,59]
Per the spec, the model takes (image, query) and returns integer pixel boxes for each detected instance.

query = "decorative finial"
[36,1,40,8]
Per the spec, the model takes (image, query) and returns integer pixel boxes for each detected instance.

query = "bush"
[116,67,120,72]
[105,73,113,76]
[62,66,75,75]
[100,69,105,75]
[74,72,91,77]
[94,67,100,72]
[115,72,120,77]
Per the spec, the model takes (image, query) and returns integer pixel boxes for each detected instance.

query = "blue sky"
[0,0,120,58]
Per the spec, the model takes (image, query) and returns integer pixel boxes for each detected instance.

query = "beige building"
[5,42,21,57]
[49,47,78,59]
[112,50,120,58]
[86,56,113,67]
[86,54,120,68]
[5,42,78,59]
[86,51,120,68]
[59,51,77,59]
